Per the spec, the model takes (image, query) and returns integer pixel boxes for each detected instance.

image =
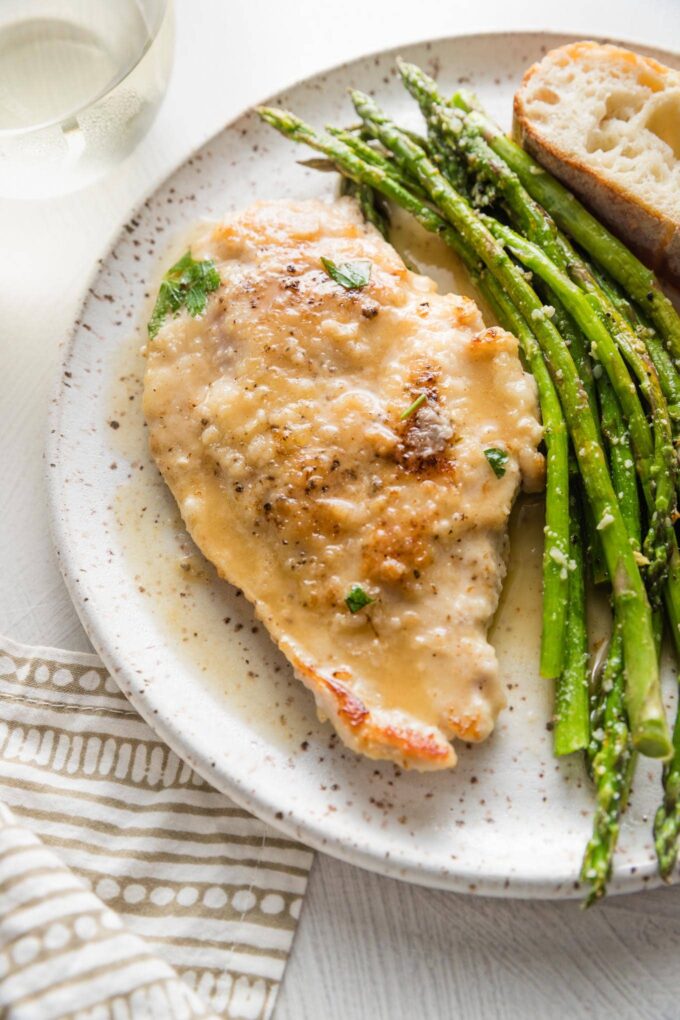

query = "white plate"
[48,31,680,898]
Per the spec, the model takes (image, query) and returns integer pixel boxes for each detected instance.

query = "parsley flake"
[345,585,374,613]
[148,251,220,339]
[321,257,372,290]
[484,447,509,478]
[400,392,427,421]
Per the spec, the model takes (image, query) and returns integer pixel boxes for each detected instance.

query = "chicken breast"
[143,198,543,770]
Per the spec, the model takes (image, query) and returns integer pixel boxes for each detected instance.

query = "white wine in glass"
[0,0,173,199]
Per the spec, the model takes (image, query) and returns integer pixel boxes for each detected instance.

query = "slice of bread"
[513,41,680,285]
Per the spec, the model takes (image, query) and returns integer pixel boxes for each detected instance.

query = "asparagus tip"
[654,803,680,879]
[256,105,277,126]
[582,887,603,909]
[396,56,416,76]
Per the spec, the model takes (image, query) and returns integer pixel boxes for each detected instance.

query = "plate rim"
[46,28,680,899]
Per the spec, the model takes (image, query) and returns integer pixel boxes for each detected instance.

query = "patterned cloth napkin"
[0,634,313,1019]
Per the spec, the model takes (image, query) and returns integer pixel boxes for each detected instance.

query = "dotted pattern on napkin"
[0,636,313,1019]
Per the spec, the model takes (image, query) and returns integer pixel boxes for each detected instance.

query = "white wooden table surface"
[2,1,679,1017]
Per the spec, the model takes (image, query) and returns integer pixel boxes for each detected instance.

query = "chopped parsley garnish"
[147,251,220,339]
[345,585,374,613]
[484,447,509,478]
[400,392,427,421]
[321,257,372,290]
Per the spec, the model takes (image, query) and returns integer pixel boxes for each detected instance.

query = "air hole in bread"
[585,128,617,154]
[638,68,666,93]
[535,86,559,105]
[599,90,644,126]
[645,99,680,160]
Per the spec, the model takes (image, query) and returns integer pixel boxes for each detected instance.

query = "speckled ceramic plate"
[48,31,680,898]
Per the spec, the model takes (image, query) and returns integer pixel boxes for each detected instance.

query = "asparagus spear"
[653,505,680,879]
[581,625,635,904]
[554,471,590,755]
[599,375,641,549]
[543,295,607,586]
[480,282,572,686]
[579,371,640,901]
[655,545,680,878]
[346,91,669,757]
[655,701,680,879]
[449,95,680,366]
[548,298,606,587]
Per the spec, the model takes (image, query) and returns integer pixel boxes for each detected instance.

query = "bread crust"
[513,41,680,285]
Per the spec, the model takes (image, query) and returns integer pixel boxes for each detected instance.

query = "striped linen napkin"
[0,634,313,1019]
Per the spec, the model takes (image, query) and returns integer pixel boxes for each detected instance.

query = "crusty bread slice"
[513,41,680,285]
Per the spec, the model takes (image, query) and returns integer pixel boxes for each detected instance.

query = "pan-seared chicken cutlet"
[143,198,543,770]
